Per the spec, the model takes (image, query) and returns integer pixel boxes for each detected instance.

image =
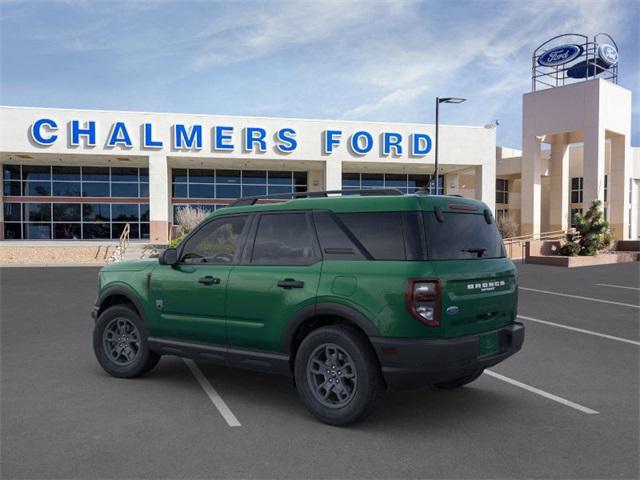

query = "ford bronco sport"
[92,189,524,426]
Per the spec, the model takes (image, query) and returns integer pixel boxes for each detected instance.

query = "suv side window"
[180,215,247,264]
[251,213,317,265]
[313,211,366,260]
[337,212,407,260]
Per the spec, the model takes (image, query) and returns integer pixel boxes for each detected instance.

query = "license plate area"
[478,331,499,357]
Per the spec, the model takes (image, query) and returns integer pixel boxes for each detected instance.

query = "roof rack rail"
[229,188,404,207]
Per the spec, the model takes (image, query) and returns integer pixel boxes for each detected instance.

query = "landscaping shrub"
[497,215,519,239]
[175,206,209,235]
[560,199,613,256]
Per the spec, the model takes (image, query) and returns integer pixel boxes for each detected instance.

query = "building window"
[570,177,583,203]
[341,173,443,195]
[170,168,307,223]
[496,179,508,204]
[570,208,583,228]
[496,208,509,220]
[2,164,149,240]
[604,175,608,203]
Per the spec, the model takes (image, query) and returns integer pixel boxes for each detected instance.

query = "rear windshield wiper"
[461,247,487,258]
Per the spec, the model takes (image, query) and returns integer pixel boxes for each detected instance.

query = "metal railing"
[106,223,131,264]
[503,229,572,260]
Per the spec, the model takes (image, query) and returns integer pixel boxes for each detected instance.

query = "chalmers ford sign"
[29,118,434,157]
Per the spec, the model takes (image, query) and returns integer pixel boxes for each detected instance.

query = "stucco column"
[582,126,605,211]
[474,163,495,213]
[609,134,631,240]
[445,173,459,195]
[307,169,323,192]
[521,135,542,236]
[0,172,4,240]
[549,134,570,232]
[324,159,342,191]
[148,153,170,243]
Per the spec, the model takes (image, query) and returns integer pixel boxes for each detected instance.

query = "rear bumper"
[370,323,524,390]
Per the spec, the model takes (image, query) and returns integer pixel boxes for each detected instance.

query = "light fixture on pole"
[434,97,466,194]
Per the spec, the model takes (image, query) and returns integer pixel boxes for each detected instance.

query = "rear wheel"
[294,325,384,426]
[434,369,484,389]
[93,305,160,378]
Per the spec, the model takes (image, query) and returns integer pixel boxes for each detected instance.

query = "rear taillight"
[405,279,440,327]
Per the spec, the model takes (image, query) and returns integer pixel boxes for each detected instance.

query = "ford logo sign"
[538,44,583,67]
[598,43,618,66]
[446,306,459,315]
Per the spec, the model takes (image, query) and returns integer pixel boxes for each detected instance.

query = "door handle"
[198,276,221,285]
[277,278,305,289]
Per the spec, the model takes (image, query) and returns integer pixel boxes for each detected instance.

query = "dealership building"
[0,34,638,245]
[0,107,496,243]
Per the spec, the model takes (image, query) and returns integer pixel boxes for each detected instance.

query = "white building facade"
[0,106,496,243]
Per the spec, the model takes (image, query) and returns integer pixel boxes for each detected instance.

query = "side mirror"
[159,247,178,266]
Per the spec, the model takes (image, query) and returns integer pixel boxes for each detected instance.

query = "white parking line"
[184,359,242,427]
[518,315,640,346]
[520,287,640,309]
[484,370,599,415]
[596,283,640,291]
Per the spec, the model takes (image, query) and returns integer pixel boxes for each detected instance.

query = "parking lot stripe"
[518,315,640,346]
[484,370,599,415]
[184,359,242,427]
[596,283,640,291]
[520,287,639,309]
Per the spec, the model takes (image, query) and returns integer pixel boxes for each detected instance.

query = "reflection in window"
[181,216,247,264]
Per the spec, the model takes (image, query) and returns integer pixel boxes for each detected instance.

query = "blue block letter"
[350,131,373,155]
[323,130,342,154]
[143,123,163,148]
[275,128,297,153]
[383,132,403,156]
[71,120,96,146]
[244,127,267,152]
[214,126,234,151]
[107,122,133,148]
[411,133,432,156]
[173,124,203,150]
[30,118,58,145]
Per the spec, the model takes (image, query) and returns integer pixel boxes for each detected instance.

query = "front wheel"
[93,305,160,378]
[294,325,385,426]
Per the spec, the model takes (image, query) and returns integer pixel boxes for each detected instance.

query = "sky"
[1,0,638,148]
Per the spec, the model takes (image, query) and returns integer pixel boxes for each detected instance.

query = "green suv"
[92,190,524,425]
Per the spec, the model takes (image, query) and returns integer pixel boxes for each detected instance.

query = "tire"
[93,305,160,378]
[294,325,385,426]
[434,369,484,389]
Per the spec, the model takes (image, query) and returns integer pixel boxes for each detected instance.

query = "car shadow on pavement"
[154,357,520,430]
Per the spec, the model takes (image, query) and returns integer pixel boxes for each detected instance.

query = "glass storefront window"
[22,165,51,181]
[53,204,81,222]
[52,182,81,197]
[83,204,110,221]
[343,172,441,194]
[3,201,148,240]
[52,166,80,181]
[82,167,109,182]
[82,182,109,197]
[111,183,139,198]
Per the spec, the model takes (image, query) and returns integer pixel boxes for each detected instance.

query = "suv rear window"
[423,212,505,260]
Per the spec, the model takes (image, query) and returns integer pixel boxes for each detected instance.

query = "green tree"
[560,199,613,256]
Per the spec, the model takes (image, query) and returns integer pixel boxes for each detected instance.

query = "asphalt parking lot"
[1,262,638,479]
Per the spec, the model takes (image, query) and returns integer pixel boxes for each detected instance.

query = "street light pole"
[433,96,466,195]
[434,97,440,195]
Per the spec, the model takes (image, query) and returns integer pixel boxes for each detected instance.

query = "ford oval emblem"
[538,44,583,67]
[598,43,618,66]
[446,306,459,315]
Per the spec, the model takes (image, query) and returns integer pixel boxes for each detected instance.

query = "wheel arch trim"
[95,285,147,321]
[282,302,380,353]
